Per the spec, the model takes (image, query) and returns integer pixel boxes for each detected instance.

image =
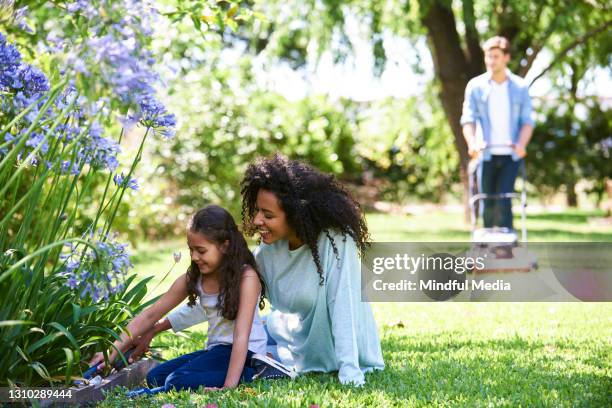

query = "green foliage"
[0,76,143,387]
[0,268,155,386]
[529,98,612,202]
[80,0,610,239]
[357,91,460,203]
[160,0,261,33]
[154,68,362,221]
[0,1,178,385]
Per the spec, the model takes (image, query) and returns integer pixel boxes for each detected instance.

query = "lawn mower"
[466,144,538,274]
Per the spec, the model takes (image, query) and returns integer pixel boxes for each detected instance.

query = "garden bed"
[40,357,159,407]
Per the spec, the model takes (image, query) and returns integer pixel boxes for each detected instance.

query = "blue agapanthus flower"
[0,33,49,99]
[1,33,56,161]
[9,64,49,94]
[60,160,80,175]
[3,2,176,153]
[129,94,177,138]
[66,0,94,16]
[0,33,21,71]
[76,126,121,171]
[24,132,49,154]
[113,172,139,191]
[59,234,133,302]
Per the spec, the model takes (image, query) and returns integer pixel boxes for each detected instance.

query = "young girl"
[89,205,286,393]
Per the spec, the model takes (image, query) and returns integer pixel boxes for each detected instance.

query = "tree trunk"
[566,181,578,207]
[606,179,612,217]
[420,1,483,221]
[564,63,580,209]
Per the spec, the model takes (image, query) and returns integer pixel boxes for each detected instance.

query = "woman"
[240,153,384,386]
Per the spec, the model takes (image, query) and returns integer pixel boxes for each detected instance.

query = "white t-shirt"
[167,275,267,355]
[487,79,513,155]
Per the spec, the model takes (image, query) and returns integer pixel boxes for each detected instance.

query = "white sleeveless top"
[167,274,267,355]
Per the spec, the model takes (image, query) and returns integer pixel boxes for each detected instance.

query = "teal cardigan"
[255,231,385,386]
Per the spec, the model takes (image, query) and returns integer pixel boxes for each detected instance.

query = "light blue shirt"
[460,69,534,161]
[255,231,385,386]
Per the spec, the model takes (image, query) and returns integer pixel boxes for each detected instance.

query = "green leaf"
[63,348,74,384]
[0,320,34,327]
[79,305,101,318]
[227,4,238,18]
[191,15,202,31]
[226,18,238,31]
[139,294,162,310]
[122,275,153,304]
[15,345,30,363]
[29,327,45,334]
[48,322,79,349]
[29,361,51,381]
[27,332,63,354]
[72,303,81,325]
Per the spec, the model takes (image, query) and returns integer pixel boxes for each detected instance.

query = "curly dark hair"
[186,205,266,320]
[240,153,370,285]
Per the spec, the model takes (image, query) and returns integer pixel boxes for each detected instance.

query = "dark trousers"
[146,344,255,390]
[477,155,521,229]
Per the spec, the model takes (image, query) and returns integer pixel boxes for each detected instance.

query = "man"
[461,36,534,230]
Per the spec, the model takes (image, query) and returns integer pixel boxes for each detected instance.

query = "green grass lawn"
[97,210,612,407]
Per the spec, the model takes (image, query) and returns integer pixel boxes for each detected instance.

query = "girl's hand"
[130,318,172,362]
[88,349,116,371]
[88,340,130,371]
[129,329,155,363]
[89,352,105,369]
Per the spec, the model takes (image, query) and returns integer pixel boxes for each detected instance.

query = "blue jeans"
[146,345,255,390]
[477,155,522,229]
